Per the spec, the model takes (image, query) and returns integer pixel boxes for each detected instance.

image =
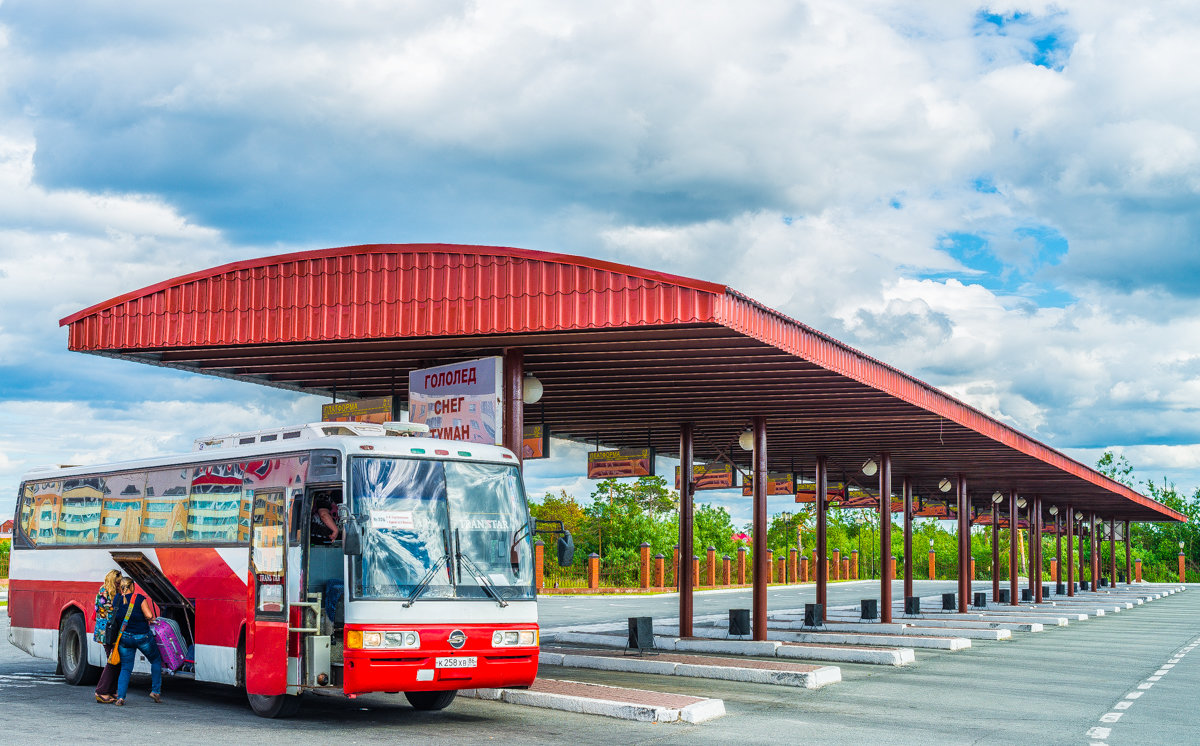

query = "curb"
[461,680,726,724]
[539,650,842,689]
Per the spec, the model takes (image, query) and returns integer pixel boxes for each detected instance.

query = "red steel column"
[1033,497,1043,603]
[1079,512,1087,590]
[1109,517,1116,587]
[957,475,969,613]
[903,477,914,601]
[752,417,768,640]
[815,456,828,620]
[1009,490,1019,606]
[1067,505,1075,596]
[502,349,524,461]
[1124,520,1132,585]
[879,453,893,623]
[1090,512,1098,591]
[1055,511,1062,587]
[991,498,1001,603]
[678,423,694,637]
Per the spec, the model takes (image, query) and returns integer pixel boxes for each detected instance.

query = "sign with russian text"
[522,424,549,460]
[322,395,395,424]
[741,472,795,496]
[587,448,655,479]
[913,501,957,519]
[677,463,736,491]
[408,357,503,444]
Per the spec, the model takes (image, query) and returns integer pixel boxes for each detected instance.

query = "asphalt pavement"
[1,583,1194,745]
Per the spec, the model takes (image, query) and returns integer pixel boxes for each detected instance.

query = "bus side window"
[288,490,305,545]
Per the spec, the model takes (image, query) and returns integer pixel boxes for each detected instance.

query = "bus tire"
[59,612,101,686]
[404,690,457,711]
[247,692,302,718]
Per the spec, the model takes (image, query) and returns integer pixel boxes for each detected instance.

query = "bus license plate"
[435,656,477,669]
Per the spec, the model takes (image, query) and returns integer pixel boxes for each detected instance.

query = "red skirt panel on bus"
[6,580,98,629]
[342,623,538,696]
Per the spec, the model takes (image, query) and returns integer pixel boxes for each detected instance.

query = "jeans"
[116,632,162,698]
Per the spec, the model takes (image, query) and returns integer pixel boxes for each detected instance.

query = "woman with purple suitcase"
[111,577,164,706]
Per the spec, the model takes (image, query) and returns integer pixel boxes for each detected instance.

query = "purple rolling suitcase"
[150,618,187,672]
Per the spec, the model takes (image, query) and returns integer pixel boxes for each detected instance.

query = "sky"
[3,1,1200,526]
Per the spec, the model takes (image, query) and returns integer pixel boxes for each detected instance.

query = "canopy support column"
[879,453,892,623]
[1090,512,1098,591]
[991,497,1000,603]
[816,456,828,621]
[1055,510,1062,588]
[1009,490,1019,606]
[1124,520,1132,585]
[1033,496,1043,603]
[502,349,524,461]
[1109,517,1116,587]
[752,416,768,640]
[678,423,694,638]
[957,475,969,613]
[903,477,913,601]
[1067,505,1075,596]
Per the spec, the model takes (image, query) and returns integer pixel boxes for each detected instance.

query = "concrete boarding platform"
[772,617,1012,641]
[654,623,970,651]
[539,646,842,689]
[461,678,725,724]
[552,630,915,666]
[824,613,1042,633]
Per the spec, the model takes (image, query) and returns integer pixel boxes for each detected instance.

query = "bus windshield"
[349,457,535,602]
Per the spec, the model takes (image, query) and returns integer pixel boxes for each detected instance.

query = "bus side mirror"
[556,532,575,567]
[342,515,362,557]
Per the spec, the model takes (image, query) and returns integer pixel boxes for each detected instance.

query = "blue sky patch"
[974,10,1076,71]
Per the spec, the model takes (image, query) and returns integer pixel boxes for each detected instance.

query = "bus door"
[245,489,288,695]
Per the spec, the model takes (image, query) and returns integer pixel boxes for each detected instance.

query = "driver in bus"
[311,490,341,544]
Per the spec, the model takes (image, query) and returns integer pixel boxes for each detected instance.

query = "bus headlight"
[491,629,538,647]
[345,630,421,649]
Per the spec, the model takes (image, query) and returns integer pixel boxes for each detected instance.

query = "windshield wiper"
[403,530,452,608]
[455,528,509,608]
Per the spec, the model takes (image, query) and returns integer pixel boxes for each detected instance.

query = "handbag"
[107,595,138,666]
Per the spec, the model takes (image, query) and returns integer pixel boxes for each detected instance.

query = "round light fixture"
[862,458,878,477]
[1049,505,1059,516]
[1017,497,1027,509]
[522,374,543,405]
[1075,511,1083,521]
[738,428,754,451]
[991,491,1004,504]
[938,478,953,493]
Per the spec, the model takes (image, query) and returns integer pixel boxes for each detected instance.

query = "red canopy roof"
[61,243,1185,523]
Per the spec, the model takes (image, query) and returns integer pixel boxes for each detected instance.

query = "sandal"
[115,698,125,706]
[96,694,115,704]
[149,693,162,703]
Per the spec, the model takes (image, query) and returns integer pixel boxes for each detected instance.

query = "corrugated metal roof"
[60,243,1186,523]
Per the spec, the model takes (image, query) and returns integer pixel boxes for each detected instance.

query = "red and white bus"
[6,421,572,717]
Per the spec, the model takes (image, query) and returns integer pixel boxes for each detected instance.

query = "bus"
[6,421,573,717]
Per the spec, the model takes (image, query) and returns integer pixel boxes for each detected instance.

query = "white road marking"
[1161,663,1175,669]
[1147,676,1161,681]
[1100,713,1123,723]
[1086,727,1111,739]
[1113,701,1131,710]
[1125,692,1143,700]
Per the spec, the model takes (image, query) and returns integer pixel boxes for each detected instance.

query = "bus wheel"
[405,690,457,711]
[247,692,302,718]
[59,613,101,686]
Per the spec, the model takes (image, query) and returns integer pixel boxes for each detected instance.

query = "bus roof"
[20,432,519,483]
